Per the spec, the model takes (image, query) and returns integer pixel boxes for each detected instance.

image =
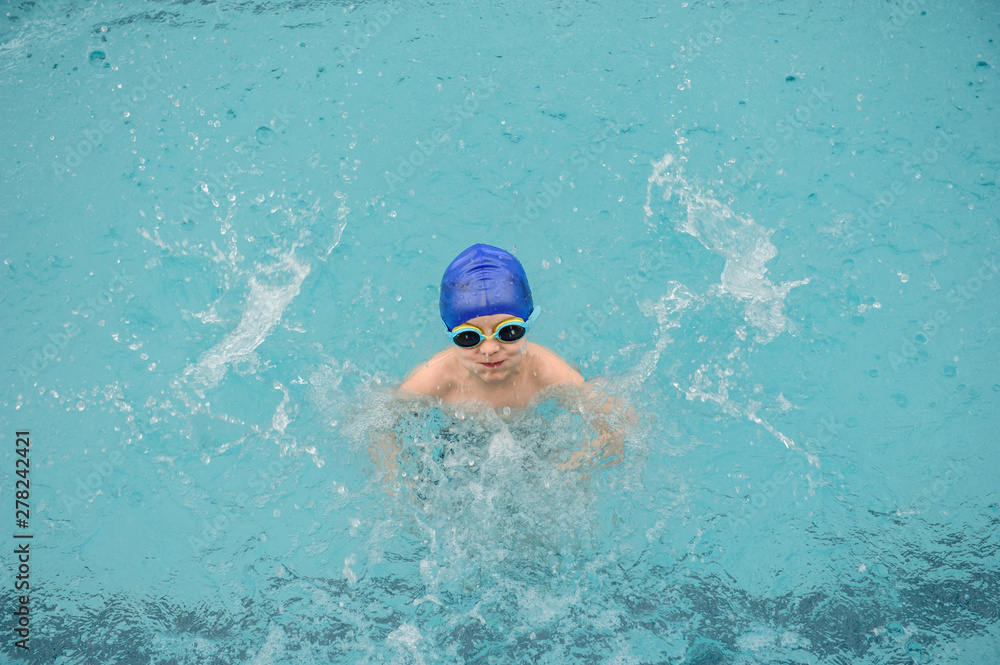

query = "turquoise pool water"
[1,0,998,663]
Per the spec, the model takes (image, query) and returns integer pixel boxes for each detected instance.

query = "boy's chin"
[470,361,516,380]
[477,370,509,382]
[473,365,506,377]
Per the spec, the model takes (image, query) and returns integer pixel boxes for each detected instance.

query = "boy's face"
[452,312,528,383]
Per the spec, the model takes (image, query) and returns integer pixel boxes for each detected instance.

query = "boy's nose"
[480,337,501,354]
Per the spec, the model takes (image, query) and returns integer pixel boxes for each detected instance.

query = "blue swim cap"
[439,244,533,331]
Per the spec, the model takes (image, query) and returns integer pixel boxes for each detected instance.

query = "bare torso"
[400,342,584,409]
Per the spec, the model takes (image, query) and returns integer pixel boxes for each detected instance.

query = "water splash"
[644,153,808,343]
[637,154,814,460]
[182,248,310,397]
[628,281,695,390]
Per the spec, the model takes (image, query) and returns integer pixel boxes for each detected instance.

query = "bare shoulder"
[527,343,584,388]
[399,349,458,397]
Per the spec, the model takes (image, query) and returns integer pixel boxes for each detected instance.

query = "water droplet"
[502,406,511,416]
[942,365,956,377]
[88,50,106,66]
[255,126,275,145]
[542,259,550,269]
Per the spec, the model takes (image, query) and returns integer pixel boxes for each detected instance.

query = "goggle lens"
[453,330,483,348]
[450,319,529,348]
[497,323,526,342]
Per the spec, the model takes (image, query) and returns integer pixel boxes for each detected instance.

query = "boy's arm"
[532,346,625,470]
[559,382,635,471]
[399,350,453,398]
[399,369,429,396]
[399,358,431,395]
[534,344,585,388]
[368,426,402,488]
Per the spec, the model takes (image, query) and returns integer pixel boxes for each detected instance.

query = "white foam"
[639,154,815,459]
[0,5,98,80]
[248,626,287,665]
[386,623,426,665]
[486,426,524,463]
[645,153,808,343]
[629,281,695,390]
[271,380,292,433]
[182,248,310,396]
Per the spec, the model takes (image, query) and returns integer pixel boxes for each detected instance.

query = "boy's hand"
[558,384,634,472]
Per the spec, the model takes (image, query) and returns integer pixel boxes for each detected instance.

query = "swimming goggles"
[448,309,538,349]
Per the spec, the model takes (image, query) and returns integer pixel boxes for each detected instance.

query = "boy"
[391,244,629,472]
[400,243,584,409]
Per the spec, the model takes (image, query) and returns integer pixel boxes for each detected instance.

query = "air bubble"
[255,126,275,145]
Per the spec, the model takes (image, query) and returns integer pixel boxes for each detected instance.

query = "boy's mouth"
[481,361,504,369]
